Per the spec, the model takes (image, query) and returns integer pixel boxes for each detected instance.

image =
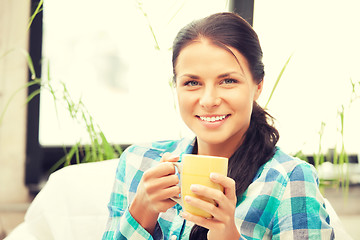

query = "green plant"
[334,105,349,193]
[315,78,360,194]
[314,121,326,169]
[329,78,360,192]
[2,52,123,171]
[350,78,360,103]
[42,64,123,172]
[0,49,40,125]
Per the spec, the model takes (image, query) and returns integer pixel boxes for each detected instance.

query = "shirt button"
[171,235,177,240]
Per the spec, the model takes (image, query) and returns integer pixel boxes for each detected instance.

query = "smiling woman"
[174,41,263,158]
[103,12,335,240]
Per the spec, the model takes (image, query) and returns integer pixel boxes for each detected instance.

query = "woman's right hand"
[129,153,180,234]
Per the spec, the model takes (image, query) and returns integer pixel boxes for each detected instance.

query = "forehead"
[175,40,249,74]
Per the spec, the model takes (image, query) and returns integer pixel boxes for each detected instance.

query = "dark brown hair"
[173,12,264,83]
[172,12,279,239]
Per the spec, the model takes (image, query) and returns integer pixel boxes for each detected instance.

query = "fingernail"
[165,152,179,159]
[180,212,188,218]
[162,152,171,157]
[171,154,179,159]
[190,184,199,192]
[210,172,218,180]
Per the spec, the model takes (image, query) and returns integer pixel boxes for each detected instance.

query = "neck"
[196,137,243,159]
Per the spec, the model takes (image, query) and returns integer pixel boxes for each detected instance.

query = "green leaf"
[64,144,79,166]
[0,48,15,61]
[83,145,91,163]
[18,49,36,79]
[100,132,114,160]
[292,150,308,162]
[48,156,66,174]
[265,53,293,109]
[0,79,42,126]
[25,88,41,105]
[136,0,160,50]
[28,0,43,31]
[75,143,80,164]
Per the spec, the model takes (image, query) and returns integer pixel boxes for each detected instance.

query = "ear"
[253,79,264,101]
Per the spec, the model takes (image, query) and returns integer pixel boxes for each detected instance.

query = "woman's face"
[175,39,263,154]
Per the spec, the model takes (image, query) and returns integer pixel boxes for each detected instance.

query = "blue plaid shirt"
[102,138,334,239]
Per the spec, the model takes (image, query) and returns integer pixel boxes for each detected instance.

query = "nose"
[199,86,221,109]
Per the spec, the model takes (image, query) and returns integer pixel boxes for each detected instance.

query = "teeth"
[200,115,227,122]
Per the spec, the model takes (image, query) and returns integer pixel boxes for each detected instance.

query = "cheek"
[230,92,254,117]
[228,89,252,105]
[177,91,193,113]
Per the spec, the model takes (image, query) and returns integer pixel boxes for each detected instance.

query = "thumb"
[161,152,180,163]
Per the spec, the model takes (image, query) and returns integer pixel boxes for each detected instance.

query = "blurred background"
[1,0,359,238]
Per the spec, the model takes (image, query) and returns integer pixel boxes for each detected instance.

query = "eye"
[221,78,238,84]
[184,80,200,87]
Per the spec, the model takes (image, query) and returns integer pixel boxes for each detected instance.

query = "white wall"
[0,0,31,204]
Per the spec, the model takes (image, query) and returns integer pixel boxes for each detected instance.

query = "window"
[253,0,360,155]
[39,0,230,146]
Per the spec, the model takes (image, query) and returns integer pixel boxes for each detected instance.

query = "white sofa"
[6,158,352,240]
[5,159,119,240]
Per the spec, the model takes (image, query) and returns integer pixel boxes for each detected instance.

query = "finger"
[189,184,235,221]
[149,173,179,191]
[184,195,222,219]
[144,162,176,179]
[190,184,227,206]
[210,173,237,203]
[152,185,181,201]
[156,199,178,213]
[180,211,216,230]
[160,152,180,163]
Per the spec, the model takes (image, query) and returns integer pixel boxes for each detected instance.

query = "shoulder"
[117,138,195,173]
[123,138,195,160]
[235,149,332,238]
[243,148,319,201]
[255,147,318,185]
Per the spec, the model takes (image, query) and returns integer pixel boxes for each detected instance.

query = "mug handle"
[170,162,182,205]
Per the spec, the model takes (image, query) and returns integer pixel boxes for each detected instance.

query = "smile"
[197,115,229,122]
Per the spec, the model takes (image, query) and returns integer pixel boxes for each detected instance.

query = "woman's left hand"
[180,173,240,240]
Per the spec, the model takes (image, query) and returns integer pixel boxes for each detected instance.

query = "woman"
[103,12,334,239]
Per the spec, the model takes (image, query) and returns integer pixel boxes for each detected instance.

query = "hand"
[129,153,180,234]
[180,173,240,240]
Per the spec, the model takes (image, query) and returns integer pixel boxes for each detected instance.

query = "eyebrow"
[217,72,240,78]
[179,72,242,79]
[179,74,199,79]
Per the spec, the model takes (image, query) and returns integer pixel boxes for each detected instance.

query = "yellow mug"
[171,154,228,218]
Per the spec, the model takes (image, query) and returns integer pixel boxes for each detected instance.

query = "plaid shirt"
[102,138,334,239]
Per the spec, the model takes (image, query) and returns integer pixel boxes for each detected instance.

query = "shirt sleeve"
[102,147,163,240]
[272,162,335,239]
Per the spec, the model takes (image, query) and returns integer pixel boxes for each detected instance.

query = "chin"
[196,134,229,146]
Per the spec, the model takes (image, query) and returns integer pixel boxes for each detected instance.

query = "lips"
[196,114,230,123]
